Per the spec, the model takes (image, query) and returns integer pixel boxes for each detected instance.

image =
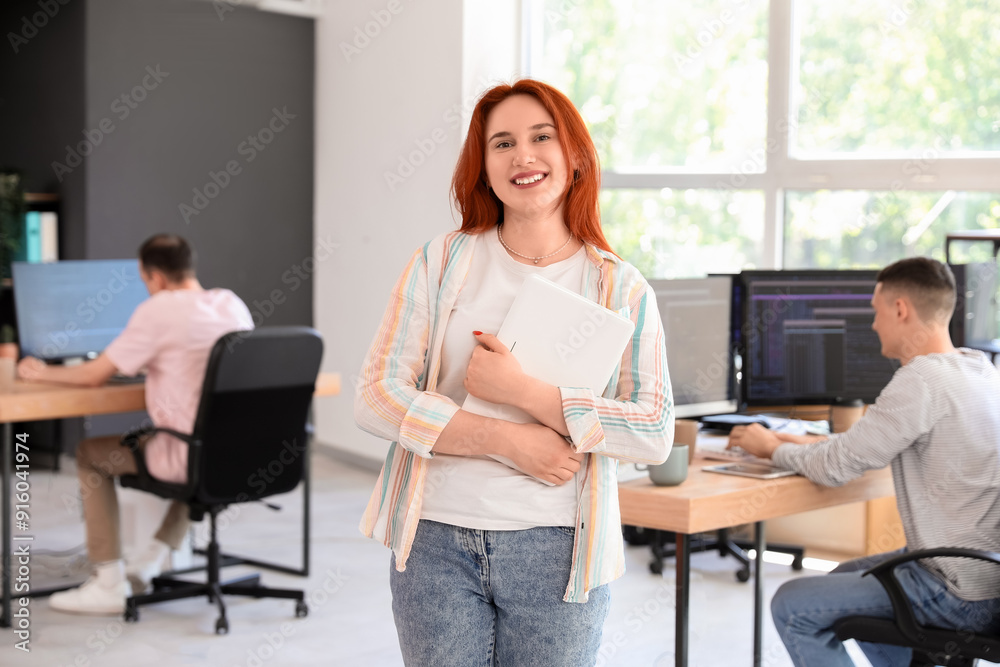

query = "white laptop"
[462,274,635,478]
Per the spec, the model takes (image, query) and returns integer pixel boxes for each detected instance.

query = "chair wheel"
[649,560,663,575]
[792,556,804,571]
[215,617,229,635]
[295,601,308,618]
[736,568,751,583]
[124,607,139,623]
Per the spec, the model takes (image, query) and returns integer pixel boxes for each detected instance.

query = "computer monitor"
[949,262,999,352]
[739,269,899,406]
[12,260,149,361]
[648,276,739,418]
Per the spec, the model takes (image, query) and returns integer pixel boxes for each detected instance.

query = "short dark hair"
[139,234,195,283]
[876,256,956,323]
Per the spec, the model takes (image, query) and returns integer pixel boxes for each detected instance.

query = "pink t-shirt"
[104,288,253,482]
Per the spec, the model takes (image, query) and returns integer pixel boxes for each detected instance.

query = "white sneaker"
[49,576,131,615]
[126,541,168,594]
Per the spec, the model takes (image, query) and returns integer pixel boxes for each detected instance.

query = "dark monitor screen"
[649,276,738,418]
[12,260,149,361]
[740,270,899,405]
[950,262,999,351]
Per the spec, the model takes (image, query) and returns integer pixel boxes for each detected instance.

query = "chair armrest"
[120,425,197,450]
[118,425,202,489]
[861,547,1000,645]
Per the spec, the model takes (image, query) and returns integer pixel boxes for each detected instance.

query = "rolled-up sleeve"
[354,247,459,458]
[562,280,673,464]
[773,365,932,486]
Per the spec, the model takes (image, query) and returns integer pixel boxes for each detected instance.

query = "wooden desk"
[0,373,340,628]
[619,455,895,667]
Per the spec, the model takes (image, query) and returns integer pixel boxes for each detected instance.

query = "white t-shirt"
[104,288,253,482]
[420,229,587,530]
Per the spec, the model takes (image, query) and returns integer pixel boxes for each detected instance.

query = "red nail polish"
[472,330,483,336]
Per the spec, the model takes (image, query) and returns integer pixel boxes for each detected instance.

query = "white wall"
[314,1,520,466]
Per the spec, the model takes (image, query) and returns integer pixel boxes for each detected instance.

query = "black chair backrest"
[190,326,323,507]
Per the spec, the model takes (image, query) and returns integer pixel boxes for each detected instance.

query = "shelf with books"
[20,192,60,264]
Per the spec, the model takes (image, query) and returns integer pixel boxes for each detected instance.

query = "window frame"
[522,0,1000,269]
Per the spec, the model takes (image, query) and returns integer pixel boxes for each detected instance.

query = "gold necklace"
[497,224,573,264]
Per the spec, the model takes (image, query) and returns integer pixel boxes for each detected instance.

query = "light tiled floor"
[3,450,874,666]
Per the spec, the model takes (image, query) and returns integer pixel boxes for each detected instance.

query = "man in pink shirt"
[18,234,253,615]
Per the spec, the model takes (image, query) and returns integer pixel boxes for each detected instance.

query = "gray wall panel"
[84,0,314,325]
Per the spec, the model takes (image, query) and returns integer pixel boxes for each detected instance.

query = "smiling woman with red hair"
[356,79,673,666]
[452,79,613,252]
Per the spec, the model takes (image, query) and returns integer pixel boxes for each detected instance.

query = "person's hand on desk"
[16,354,118,387]
[17,356,47,382]
[729,423,827,459]
[728,424,787,459]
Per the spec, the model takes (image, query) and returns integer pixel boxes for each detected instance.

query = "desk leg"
[753,521,765,667]
[675,532,689,667]
[2,422,11,628]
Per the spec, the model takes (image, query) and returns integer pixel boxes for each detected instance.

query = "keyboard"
[107,373,146,385]
[700,446,756,462]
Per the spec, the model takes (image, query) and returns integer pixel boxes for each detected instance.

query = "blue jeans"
[389,520,610,667]
[771,549,1000,666]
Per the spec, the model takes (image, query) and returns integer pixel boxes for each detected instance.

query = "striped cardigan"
[355,230,673,602]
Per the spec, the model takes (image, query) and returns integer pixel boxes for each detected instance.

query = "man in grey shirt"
[730,257,1000,667]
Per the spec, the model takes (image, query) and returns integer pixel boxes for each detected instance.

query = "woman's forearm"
[511,378,569,436]
[433,410,584,485]
[433,410,515,458]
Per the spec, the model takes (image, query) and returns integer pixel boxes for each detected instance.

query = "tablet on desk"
[702,462,799,480]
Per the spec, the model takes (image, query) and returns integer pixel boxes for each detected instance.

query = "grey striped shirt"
[774,349,1000,601]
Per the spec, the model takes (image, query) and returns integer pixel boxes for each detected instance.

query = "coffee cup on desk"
[0,357,16,391]
[637,444,689,486]
[0,343,17,389]
[831,398,865,433]
[674,419,699,464]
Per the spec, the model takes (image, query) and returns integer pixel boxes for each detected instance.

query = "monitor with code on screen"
[738,269,899,406]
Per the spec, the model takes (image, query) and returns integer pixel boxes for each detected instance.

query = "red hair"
[451,79,616,256]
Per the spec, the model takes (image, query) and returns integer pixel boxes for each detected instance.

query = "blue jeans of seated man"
[390,520,610,667]
[771,548,1000,667]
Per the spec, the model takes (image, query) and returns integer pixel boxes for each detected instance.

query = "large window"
[524,0,1000,276]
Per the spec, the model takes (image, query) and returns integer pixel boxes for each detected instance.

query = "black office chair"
[833,548,1000,666]
[118,326,323,634]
